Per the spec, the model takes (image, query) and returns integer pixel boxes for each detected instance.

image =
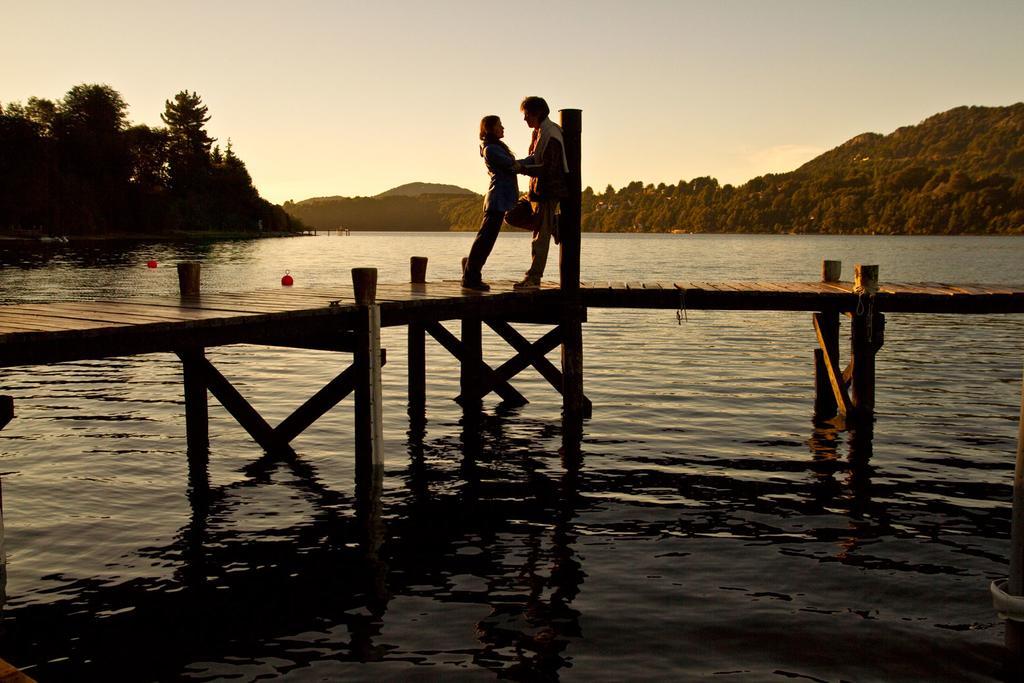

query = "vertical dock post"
[559,108,585,423]
[461,315,483,413]
[850,264,883,425]
[177,263,208,452]
[353,268,384,473]
[408,257,427,418]
[1007,365,1024,661]
[814,260,841,420]
[0,396,11,432]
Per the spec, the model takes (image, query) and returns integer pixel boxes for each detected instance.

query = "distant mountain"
[376,182,475,198]
[283,192,479,232]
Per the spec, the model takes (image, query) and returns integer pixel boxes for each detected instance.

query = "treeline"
[0,84,302,236]
[579,104,1024,235]
[284,194,479,231]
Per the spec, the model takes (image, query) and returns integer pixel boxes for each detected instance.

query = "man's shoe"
[461,279,490,292]
[512,277,540,290]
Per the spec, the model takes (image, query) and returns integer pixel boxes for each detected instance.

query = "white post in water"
[1007,364,1024,660]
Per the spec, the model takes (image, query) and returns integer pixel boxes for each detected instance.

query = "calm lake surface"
[0,232,1022,681]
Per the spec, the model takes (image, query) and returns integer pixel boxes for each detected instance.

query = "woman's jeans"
[464,211,503,282]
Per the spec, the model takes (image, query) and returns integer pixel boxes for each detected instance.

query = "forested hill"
[578,103,1024,234]
[0,84,303,236]
[283,186,478,231]
[797,104,1024,179]
[287,103,1024,235]
[376,182,474,197]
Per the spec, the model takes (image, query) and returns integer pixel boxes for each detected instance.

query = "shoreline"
[0,230,307,244]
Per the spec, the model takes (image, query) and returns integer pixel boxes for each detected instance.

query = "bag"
[503,197,538,231]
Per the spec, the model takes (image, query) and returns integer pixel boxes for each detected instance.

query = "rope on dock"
[676,288,688,324]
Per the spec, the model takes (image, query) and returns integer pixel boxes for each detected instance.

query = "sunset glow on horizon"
[2,0,1022,204]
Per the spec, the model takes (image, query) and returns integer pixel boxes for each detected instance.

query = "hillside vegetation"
[289,103,1024,235]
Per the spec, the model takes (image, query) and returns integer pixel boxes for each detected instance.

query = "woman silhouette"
[462,115,519,291]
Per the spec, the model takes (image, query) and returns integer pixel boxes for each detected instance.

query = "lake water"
[0,232,1022,681]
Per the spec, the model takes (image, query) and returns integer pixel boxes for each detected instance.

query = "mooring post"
[814,260,842,420]
[176,263,208,451]
[176,262,201,297]
[461,315,483,413]
[559,108,586,422]
[408,257,427,419]
[353,268,384,474]
[1006,364,1024,662]
[850,264,883,426]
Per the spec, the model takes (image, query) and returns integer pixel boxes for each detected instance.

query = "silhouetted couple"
[462,96,569,292]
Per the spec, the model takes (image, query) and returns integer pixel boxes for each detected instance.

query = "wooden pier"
[0,270,1021,435]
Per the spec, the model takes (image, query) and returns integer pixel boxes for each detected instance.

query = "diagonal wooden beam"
[424,321,526,405]
[485,321,592,412]
[180,352,293,454]
[812,313,853,417]
[273,349,387,444]
[275,365,358,444]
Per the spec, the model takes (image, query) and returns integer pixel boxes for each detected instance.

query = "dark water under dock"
[1,233,1023,680]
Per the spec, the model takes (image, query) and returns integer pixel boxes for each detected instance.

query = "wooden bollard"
[814,260,841,420]
[352,268,383,471]
[854,264,879,294]
[410,256,428,284]
[408,259,427,416]
[822,260,842,283]
[177,262,201,296]
[352,268,378,306]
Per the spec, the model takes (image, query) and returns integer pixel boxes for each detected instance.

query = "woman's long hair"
[479,115,513,157]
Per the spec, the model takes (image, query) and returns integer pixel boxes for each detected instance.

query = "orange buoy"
[146,260,158,268]
[281,271,294,286]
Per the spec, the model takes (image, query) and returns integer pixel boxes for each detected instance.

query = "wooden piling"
[0,395,12,431]
[176,262,201,297]
[176,263,208,450]
[180,350,209,451]
[352,268,383,471]
[822,260,842,283]
[559,109,586,419]
[461,316,483,411]
[559,109,582,292]
[408,258,427,416]
[1007,364,1024,658]
[850,264,883,424]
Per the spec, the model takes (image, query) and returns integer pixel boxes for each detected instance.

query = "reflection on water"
[0,234,1022,680]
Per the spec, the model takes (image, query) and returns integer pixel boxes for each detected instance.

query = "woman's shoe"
[512,277,540,290]
[461,279,490,292]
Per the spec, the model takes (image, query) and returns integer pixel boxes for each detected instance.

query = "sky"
[2,0,1022,204]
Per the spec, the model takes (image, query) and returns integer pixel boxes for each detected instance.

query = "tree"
[162,90,215,192]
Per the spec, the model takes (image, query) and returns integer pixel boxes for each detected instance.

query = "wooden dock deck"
[1,279,1021,367]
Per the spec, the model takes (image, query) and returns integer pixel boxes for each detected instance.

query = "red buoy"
[146,260,158,268]
[281,271,294,286]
